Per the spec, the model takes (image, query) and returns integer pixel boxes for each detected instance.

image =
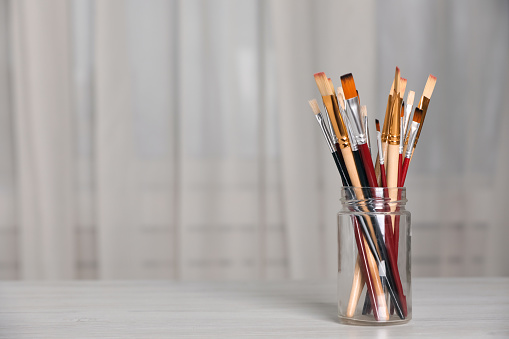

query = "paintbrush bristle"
[337,90,346,111]
[308,99,321,115]
[360,105,367,118]
[375,119,380,132]
[327,78,336,95]
[314,72,332,96]
[423,75,437,99]
[399,78,407,98]
[407,91,415,107]
[413,108,423,123]
[337,87,344,98]
[340,73,357,100]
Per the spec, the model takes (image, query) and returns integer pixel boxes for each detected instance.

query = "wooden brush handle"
[352,220,384,321]
[386,144,400,228]
[363,236,389,320]
[340,147,361,187]
[386,144,400,189]
[346,255,365,317]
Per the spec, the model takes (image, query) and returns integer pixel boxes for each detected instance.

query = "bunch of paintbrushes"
[308,67,436,321]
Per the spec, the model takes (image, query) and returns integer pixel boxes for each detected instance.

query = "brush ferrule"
[315,113,335,153]
[405,121,419,158]
[364,115,370,151]
[387,97,402,145]
[322,104,338,144]
[345,116,358,151]
[399,117,405,153]
[376,131,384,165]
[322,95,350,149]
[345,97,366,145]
[403,103,413,138]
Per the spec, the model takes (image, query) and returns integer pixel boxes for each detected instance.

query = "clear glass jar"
[337,187,411,325]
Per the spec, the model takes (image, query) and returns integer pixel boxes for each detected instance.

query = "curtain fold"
[10,0,75,279]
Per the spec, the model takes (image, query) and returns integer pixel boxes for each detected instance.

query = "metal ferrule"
[322,104,338,144]
[344,113,358,151]
[376,131,384,165]
[315,113,335,153]
[403,103,413,139]
[345,96,366,145]
[364,115,371,151]
[413,96,430,149]
[399,117,405,153]
[405,121,420,158]
[322,95,350,150]
[387,97,401,145]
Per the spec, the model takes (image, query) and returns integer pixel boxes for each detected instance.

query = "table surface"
[0,278,508,338]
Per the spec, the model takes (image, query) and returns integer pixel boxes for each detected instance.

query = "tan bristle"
[308,99,321,115]
[413,108,423,123]
[360,105,367,118]
[327,78,336,94]
[337,91,346,111]
[407,91,415,107]
[389,79,395,95]
[338,87,344,97]
[394,67,400,94]
[375,119,380,132]
[314,72,332,96]
[399,77,407,98]
[340,73,357,100]
[423,75,437,99]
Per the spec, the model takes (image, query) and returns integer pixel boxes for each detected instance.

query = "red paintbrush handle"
[380,164,388,188]
[398,153,403,187]
[353,218,381,321]
[358,143,378,187]
[400,157,410,187]
[384,220,408,317]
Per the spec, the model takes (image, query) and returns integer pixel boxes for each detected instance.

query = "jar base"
[338,314,411,326]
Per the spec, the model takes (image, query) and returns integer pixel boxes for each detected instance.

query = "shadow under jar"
[337,187,411,325]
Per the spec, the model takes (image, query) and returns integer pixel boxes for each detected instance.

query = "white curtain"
[0,0,507,280]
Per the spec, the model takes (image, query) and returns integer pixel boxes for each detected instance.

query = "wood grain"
[0,279,508,338]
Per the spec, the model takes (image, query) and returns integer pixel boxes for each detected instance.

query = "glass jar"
[337,187,411,325]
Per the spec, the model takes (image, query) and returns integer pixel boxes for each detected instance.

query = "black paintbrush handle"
[332,151,351,187]
[352,150,370,188]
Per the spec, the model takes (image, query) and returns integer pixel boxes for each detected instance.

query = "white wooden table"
[0,278,508,338]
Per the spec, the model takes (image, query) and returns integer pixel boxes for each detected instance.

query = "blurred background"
[0,0,507,280]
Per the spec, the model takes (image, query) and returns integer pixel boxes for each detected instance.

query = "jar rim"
[340,186,407,205]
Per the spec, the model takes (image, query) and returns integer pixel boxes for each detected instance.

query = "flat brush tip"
[413,108,423,123]
[340,73,357,100]
[308,99,321,115]
[407,91,415,107]
[313,72,332,96]
[375,119,380,132]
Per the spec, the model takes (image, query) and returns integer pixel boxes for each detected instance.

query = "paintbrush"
[340,73,378,188]
[309,99,351,186]
[400,108,423,186]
